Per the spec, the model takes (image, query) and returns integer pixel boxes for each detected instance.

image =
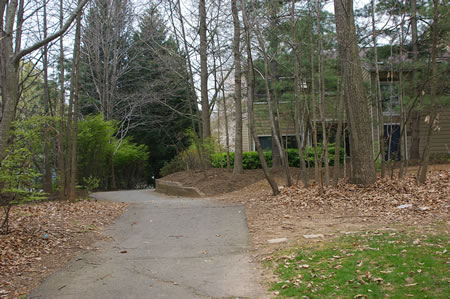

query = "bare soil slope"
[161,168,268,196]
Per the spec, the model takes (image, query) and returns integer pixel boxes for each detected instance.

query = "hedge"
[211,145,344,170]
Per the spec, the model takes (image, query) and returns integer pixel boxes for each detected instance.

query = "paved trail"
[30,190,265,299]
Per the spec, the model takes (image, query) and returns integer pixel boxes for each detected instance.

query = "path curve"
[30,190,266,299]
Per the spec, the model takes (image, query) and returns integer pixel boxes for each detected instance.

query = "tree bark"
[69,11,82,202]
[199,0,210,140]
[309,17,320,183]
[316,0,329,187]
[255,24,293,187]
[409,0,420,160]
[42,0,52,194]
[175,0,204,169]
[334,0,377,185]
[333,80,344,187]
[291,0,309,187]
[268,1,282,169]
[57,0,66,200]
[417,0,439,184]
[232,0,243,175]
[0,0,88,165]
[0,0,19,164]
[240,0,278,195]
[371,0,385,178]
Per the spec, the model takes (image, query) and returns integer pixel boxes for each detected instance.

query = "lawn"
[268,229,449,298]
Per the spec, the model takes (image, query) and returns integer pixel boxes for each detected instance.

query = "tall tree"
[291,0,309,187]
[199,0,210,140]
[255,23,293,187]
[123,5,193,181]
[42,0,52,194]
[417,0,440,184]
[81,0,133,122]
[334,0,377,185]
[316,0,329,187]
[69,10,82,202]
[371,0,385,178]
[241,0,279,195]
[57,0,67,199]
[0,0,89,164]
[409,0,420,161]
[232,0,244,175]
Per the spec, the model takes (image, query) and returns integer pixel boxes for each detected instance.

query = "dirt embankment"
[161,168,268,196]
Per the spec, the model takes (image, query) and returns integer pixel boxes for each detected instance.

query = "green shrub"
[243,151,261,169]
[1,117,49,233]
[210,145,344,170]
[82,176,100,192]
[113,139,149,189]
[211,152,235,168]
[77,115,149,190]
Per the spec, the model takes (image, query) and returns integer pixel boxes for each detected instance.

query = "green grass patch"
[269,230,449,298]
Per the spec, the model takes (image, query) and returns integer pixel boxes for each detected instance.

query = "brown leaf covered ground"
[214,167,449,255]
[0,200,127,298]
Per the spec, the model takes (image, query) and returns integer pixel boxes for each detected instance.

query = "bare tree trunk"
[343,124,347,178]
[398,7,406,179]
[371,0,385,178]
[65,77,73,197]
[58,0,66,200]
[0,0,88,164]
[42,0,52,194]
[255,24,292,187]
[333,81,344,187]
[222,92,231,169]
[409,0,420,161]
[241,0,278,195]
[316,0,329,186]
[0,0,20,164]
[291,0,309,187]
[232,0,243,175]
[309,18,320,184]
[388,46,395,178]
[69,12,82,202]
[199,0,210,140]
[268,2,282,170]
[417,0,439,184]
[175,0,204,169]
[214,32,231,170]
[334,0,377,185]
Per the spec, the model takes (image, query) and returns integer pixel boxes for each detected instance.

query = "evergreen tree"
[124,5,193,182]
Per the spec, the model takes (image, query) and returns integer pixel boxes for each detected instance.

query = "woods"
[0,1,449,297]
[1,0,449,230]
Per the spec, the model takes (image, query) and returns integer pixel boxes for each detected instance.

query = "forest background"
[0,0,448,221]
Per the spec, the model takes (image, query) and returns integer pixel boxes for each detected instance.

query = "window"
[380,82,400,113]
[258,135,298,151]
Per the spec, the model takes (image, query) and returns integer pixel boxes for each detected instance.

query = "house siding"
[418,108,450,156]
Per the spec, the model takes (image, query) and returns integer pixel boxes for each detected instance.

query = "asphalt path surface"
[29,190,265,299]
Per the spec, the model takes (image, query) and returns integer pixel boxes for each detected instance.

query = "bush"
[113,139,149,189]
[1,117,48,234]
[211,145,344,170]
[77,115,149,190]
[81,176,100,192]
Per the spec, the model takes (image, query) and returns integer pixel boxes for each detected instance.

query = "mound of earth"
[160,168,268,196]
